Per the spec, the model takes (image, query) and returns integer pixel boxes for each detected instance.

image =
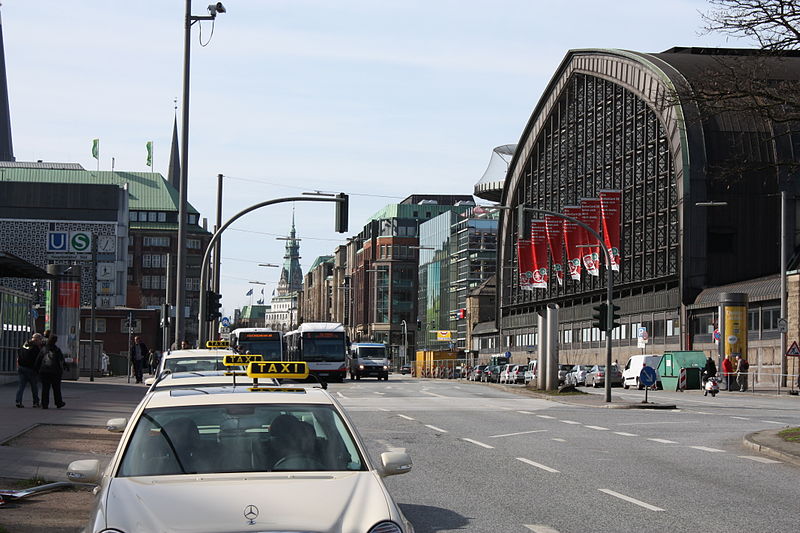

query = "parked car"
[585,364,623,387]
[564,364,592,386]
[557,364,575,384]
[469,364,487,381]
[498,364,514,384]
[510,364,528,384]
[400,364,411,375]
[482,365,500,383]
[523,362,538,385]
[622,354,663,389]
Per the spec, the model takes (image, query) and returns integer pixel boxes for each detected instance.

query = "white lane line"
[761,420,787,425]
[739,455,782,464]
[730,416,749,420]
[524,525,560,533]
[598,489,664,511]
[618,421,694,426]
[694,411,713,415]
[422,391,446,398]
[561,420,581,425]
[517,410,535,414]
[373,391,386,396]
[336,392,347,398]
[462,438,495,449]
[397,414,415,421]
[537,415,556,419]
[517,457,560,473]
[378,407,389,411]
[585,425,609,431]
[690,446,726,453]
[425,424,448,433]
[614,432,638,437]
[648,438,678,444]
[551,438,566,442]
[489,429,548,438]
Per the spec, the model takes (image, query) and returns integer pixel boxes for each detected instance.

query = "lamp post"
[174,1,226,347]
[401,319,408,370]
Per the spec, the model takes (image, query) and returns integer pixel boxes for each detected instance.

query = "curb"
[743,431,800,467]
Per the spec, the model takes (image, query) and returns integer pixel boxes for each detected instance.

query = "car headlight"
[368,521,403,533]
[382,365,388,370]
[359,365,365,370]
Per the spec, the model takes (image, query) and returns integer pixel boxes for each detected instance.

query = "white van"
[622,354,662,389]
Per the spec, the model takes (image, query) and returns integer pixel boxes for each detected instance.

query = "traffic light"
[335,193,349,233]
[592,302,608,330]
[608,304,621,332]
[206,290,222,322]
[160,303,170,329]
[517,204,528,238]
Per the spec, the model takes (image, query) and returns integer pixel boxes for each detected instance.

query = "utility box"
[658,350,706,390]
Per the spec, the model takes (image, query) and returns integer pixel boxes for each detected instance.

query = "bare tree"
[702,0,800,50]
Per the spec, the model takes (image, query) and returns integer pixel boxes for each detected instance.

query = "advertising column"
[46,265,82,380]
[719,292,748,371]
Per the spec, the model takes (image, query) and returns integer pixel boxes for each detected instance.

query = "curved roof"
[474,144,516,201]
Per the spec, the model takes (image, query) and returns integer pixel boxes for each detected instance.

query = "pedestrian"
[148,349,161,375]
[36,334,66,409]
[721,354,734,391]
[181,340,191,350]
[703,354,717,384]
[130,336,148,384]
[735,355,750,392]
[16,333,43,408]
[100,352,110,376]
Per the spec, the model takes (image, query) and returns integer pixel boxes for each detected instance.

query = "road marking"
[551,438,566,442]
[690,446,725,453]
[761,420,786,425]
[648,438,678,444]
[537,415,556,419]
[373,391,386,396]
[517,457,560,473]
[560,420,581,425]
[397,414,415,421]
[489,429,548,438]
[462,438,495,449]
[585,425,609,431]
[336,392,347,398]
[524,525,560,533]
[730,416,749,420]
[598,489,664,511]
[614,432,638,437]
[378,407,389,411]
[517,410,535,414]
[738,455,781,464]
[422,390,446,398]
[425,424,448,433]
[618,421,695,426]
[694,411,713,415]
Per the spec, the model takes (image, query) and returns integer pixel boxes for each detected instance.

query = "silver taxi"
[68,361,414,533]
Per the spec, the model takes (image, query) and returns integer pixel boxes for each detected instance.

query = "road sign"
[221,316,231,327]
[713,329,721,341]
[639,366,658,387]
[778,318,788,333]
[637,326,649,348]
[787,341,800,357]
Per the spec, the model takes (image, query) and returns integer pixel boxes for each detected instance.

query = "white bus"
[284,322,348,382]
[229,328,283,360]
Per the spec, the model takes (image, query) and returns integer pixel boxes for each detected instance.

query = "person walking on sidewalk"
[36,334,66,409]
[721,355,734,391]
[16,333,43,408]
[735,355,750,392]
[130,336,148,384]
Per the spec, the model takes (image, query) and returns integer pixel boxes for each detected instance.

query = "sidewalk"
[0,375,146,481]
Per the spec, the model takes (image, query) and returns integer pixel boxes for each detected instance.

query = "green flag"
[146,141,153,167]
[91,138,99,160]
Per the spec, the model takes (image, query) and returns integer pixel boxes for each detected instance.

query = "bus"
[229,328,283,360]
[284,322,348,382]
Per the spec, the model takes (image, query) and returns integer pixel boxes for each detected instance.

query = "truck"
[348,342,390,381]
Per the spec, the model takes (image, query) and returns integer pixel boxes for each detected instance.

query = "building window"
[189,214,197,225]
[129,211,138,222]
[748,310,759,332]
[148,211,157,222]
[187,239,201,250]
[158,212,166,222]
[142,255,151,268]
[144,236,170,247]
[127,255,133,268]
[84,318,106,333]
[762,307,780,331]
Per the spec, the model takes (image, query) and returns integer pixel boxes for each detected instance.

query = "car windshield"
[164,358,228,373]
[356,347,386,359]
[117,403,365,477]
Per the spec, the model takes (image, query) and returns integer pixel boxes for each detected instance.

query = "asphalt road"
[335,377,800,533]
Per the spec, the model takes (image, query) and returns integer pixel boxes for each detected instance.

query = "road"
[336,377,800,533]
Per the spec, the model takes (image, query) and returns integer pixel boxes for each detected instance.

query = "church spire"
[276,208,303,296]
[167,102,180,190]
[0,7,15,162]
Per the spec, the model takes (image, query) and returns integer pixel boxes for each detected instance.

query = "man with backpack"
[16,333,43,408]
[36,334,66,409]
[735,355,750,392]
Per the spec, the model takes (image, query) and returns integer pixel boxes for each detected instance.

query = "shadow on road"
[400,503,469,532]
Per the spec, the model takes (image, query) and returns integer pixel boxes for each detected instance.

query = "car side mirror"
[67,459,101,484]
[379,451,412,477]
[106,418,127,433]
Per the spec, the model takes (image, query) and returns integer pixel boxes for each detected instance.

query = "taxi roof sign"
[223,354,263,366]
[247,361,309,380]
[206,340,230,348]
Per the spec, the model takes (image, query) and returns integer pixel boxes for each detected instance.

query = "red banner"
[58,281,81,308]
[530,220,549,289]
[516,239,534,291]
[544,214,564,286]
[562,206,583,281]
[600,189,622,271]
[579,198,602,276]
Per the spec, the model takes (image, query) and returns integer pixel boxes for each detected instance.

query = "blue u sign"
[47,232,68,252]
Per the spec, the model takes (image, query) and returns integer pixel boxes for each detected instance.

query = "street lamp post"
[401,319,408,370]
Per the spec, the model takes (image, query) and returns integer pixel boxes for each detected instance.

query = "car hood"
[104,471,401,533]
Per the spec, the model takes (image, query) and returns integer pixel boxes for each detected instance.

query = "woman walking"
[36,335,66,409]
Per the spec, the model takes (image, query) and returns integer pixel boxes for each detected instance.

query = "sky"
[2,0,742,314]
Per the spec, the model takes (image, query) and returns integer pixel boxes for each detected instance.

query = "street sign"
[713,329,721,342]
[637,326,648,348]
[639,366,658,387]
[221,316,231,327]
[778,318,788,333]
[96,263,115,280]
[786,341,800,357]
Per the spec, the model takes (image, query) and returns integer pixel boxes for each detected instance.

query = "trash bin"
[108,353,129,377]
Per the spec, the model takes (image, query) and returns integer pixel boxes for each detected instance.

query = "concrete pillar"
[537,312,547,390]
[546,304,559,391]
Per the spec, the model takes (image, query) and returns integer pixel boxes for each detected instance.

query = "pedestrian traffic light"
[335,193,349,233]
[608,303,621,332]
[160,303,170,329]
[206,290,222,322]
[592,302,607,330]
